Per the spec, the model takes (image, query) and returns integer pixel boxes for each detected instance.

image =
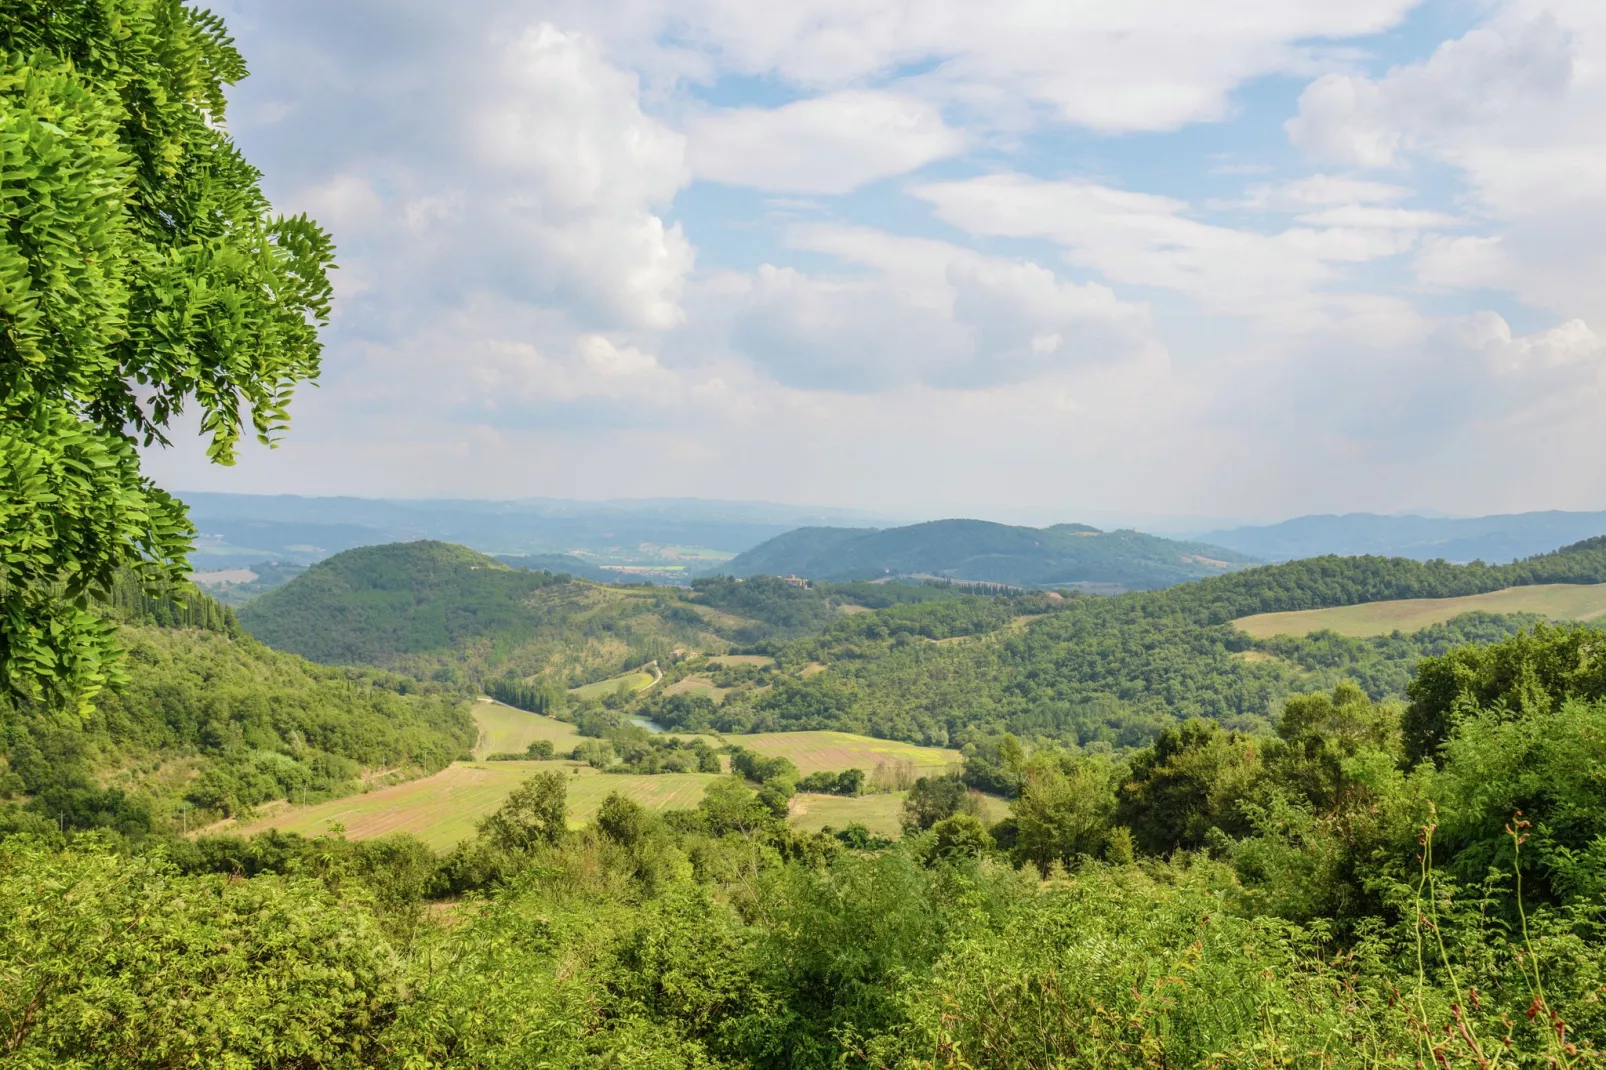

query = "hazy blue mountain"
[715,519,1256,591]
[180,492,896,571]
[1200,510,1606,563]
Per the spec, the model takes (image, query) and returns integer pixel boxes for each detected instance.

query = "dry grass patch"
[1234,582,1606,639]
[663,674,729,701]
[570,670,656,701]
[733,730,959,777]
[789,789,1010,839]
[705,654,775,668]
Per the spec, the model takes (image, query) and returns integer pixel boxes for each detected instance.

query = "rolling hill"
[716,519,1257,590]
[236,541,964,683]
[1200,509,1606,563]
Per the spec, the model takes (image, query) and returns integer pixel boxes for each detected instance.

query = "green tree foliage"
[0,1,333,706]
[730,542,1606,750]
[900,774,980,833]
[1116,719,1262,854]
[1404,622,1606,763]
[238,542,570,665]
[10,632,1606,1070]
[1,837,397,1066]
[477,771,568,851]
[0,617,473,826]
[486,675,562,714]
[1011,751,1121,872]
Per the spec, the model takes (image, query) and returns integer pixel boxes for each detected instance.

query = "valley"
[229,702,974,848]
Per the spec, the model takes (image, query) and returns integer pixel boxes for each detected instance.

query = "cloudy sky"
[145,0,1606,523]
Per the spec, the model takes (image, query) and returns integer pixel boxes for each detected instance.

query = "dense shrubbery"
[8,629,1605,1066]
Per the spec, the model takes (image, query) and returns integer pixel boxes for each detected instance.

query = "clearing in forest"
[570,669,657,701]
[733,730,959,776]
[472,699,583,758]
[1233,582,1606,639]
[789,789,1011,839]
[230,762,721,849]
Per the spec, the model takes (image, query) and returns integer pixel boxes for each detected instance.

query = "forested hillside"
[720,518,1255,589]
[238,542,988,685]
[0,580,474,837]
[644,537,1606,747]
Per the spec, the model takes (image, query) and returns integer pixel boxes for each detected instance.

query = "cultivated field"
[472,699,583,758]
[229,711,979,850]
[790,789,1011,839]
[733,730,960,776]
[1234,582,1606,639]
[789,792,907,837]
[232,762,721,849]
[663,673,729,701]
[570,669,656,701]
[704,654,774,668]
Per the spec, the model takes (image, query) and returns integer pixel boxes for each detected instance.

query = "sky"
[143,0,1606,524]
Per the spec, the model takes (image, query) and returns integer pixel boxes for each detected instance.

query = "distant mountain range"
[178,492,894,571]
[1199,510,1606,564]
[716,519,1256,591]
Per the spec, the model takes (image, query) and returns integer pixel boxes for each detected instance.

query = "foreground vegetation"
[5,625,1604,1067]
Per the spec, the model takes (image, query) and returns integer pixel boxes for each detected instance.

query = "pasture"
[472,698,583,758]
[1233,582,1606,638]
[229,711,978,851]
[733,730,960,776]
[790,789,1011,839]
[570,669,657,701]
[231,762,721,849]
[663,673,729,701]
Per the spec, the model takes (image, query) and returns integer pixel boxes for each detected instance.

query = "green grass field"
[228,713,978,850]
[570,670,656,701]
[231,762,722,850]
[704,654,774,668]
[732,730,960,776]
[472,699,583,758]
[1234,582,1606,639]
[663,674,729,701]
[789,789,1011,838]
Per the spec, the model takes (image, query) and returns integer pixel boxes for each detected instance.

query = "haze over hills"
[716,519,1256,591]
[181,492,896,572]
[1200,509,1606,564]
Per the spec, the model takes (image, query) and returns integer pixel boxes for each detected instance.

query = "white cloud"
[721,227,1157,391]
[1239,174,1410,212]
[687,90,963,193]
[1287,15,1574,169]
[1285,3,1606,323]
[558,0,1420,133]
[145,0,1606,520]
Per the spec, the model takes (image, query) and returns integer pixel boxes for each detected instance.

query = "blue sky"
[145,0,1606,525]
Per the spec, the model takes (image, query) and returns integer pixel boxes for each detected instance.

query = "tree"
[1,2,334,706]
[1116,719,1261,855]
[900,774,978,833]
[1012,752,1120,874]
[478,772,568,850]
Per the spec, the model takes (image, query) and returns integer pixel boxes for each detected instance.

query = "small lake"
[630,716,667,734]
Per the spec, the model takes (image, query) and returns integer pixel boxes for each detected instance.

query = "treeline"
[1161,534,1606,624]
[99,571,241,635]
[5,625,1604,1066]
[486,676,563,714]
